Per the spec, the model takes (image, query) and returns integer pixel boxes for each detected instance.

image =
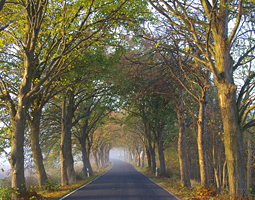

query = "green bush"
[0,186,17,200]
[76,171,86,181]
[42,180,60,192]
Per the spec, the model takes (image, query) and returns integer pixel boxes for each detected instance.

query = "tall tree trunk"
[9,110,27,199]
[156,124,166,174]
[93,150,99,170]
[29,108,48,187]
[217,84,246,197]
[151,142,156,171]
[222,160,227,189]
[88,146,93,174]
[65,93,76,182]
[197,90,208,187]
[105,144,111,164]
[146,146,151,169]
[178,119,190,184]
[65,126,76,182]
[157,139,166,175]
[9,55,33,198]
[136,147,141,167]
[60,99,68,186]
[247,131,252,194]
[128,149,132,162]
[100,146,105,167]
[213,132,221,192]
[79,138,93,176]
[177,87,190,187]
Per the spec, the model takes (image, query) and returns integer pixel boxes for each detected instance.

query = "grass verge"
[133,165,228,200]
[40,164,112,200]
[9,163,113,200]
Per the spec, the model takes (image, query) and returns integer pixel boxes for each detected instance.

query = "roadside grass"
[38,164,111,200]
[0,163,112,200]
[133,165,228,200]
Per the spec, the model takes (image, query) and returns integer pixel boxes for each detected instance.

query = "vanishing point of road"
[61,159,180,200]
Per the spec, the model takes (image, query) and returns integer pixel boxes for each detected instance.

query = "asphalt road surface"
[61,159,179,200]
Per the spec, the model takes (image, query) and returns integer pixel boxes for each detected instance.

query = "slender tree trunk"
[151,142,156,171]
[100,147,105,167]
[87,143,93,174]
[60,99,68,186]
[213,132,221,192]
[93,150,99,170]
[247,131,252,194]
[136,147,141,167]
[222,160,227,189]
[177,88,190,187]
[129,149,132,162]
[29,108,48,187]
[197,90,208,187]
[156,125,166,174]
[105,144,111,164]
[146,147,151,169]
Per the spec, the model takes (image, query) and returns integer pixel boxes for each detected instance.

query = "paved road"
[61,159,179,200]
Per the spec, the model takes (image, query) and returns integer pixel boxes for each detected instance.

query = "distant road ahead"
[61,159,179,200]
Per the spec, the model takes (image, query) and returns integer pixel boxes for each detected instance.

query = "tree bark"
[29,108,48,187]
[93,150,99,170]
[157,139,166,175]
[65,93,76,182]
[222,160,227,189]
[217,83,246,197]
[100,146,105,167]
[197,89,208,187]
[146,146,151,169]
[60,99,69,186]
[247,131,252,194]
[213,132,221,192]
[151,142,156,171]
[79,138,93,176]
[177,89,190,187]
[9,110,27,199]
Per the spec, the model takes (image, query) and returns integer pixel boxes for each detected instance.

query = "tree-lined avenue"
[61,159,179,200]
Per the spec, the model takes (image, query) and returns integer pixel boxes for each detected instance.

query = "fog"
[0,159,10,179]
[109,148,123,160]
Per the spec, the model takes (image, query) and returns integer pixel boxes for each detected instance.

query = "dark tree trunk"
[146,146,151,169]
[79,138,93,176]
[150,142,156,171]
[93,150,99,170]
[9,109,27,199]
[65,93,76,182]
[157,125,166,175]
[29,108,48,187]
[157,139,165,175]
[60,99,69,186]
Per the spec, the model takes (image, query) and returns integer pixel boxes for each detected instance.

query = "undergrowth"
[134,164,254,200]
[0,163,111,200]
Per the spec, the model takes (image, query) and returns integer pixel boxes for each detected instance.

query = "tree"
[0,0,150,197]
[148,0,255,197]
